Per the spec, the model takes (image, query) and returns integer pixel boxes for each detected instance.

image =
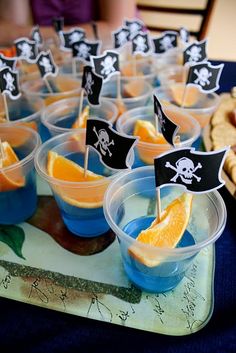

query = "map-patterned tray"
[0,176,215,336]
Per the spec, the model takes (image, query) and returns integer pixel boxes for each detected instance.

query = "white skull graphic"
[101,56,116,77]
[133,35,147,52]
[93,127,114,157]
[117,30,128,46]
[3,72,15,91]
[19,43,33,58]
[165,157,202,184]
[39,57,52,72]
[186,46,202,62]
[193,67,212,86]
[69,32,83,44]
[84,72,94,94]
[76,43,90,59]
[160,36,175,51]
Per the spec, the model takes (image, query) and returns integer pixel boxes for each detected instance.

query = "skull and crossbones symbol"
[39,57,52,72]
[160,36,175,51]
[165,157,202,184]
[18,43,33,58]
[84,72,94,95]
[75,43,90,59]
[101,55,116,77]
[186,46,202,62]
[194,67,212,86]
[158,113,166,131]
[133,35,147,52]
[117,30,128,46]
[129,23,140,37]
[93,127,114,157]
[69,32,83,45]
[3,73,15,91]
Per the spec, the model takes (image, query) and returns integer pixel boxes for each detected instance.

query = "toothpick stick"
[44,78,53,93]
[78,88,85,122]
[174,135,181,147]
[156,188,162,222]
[117,73,121,100]
[72,58,77,77]
[2,94,10,121]
[180,84,188,108]
[91,21,99,40]
[83,145,89,177]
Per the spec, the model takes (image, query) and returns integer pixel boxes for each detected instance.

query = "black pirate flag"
[86,118,137,169]
[91,50,119,82]
[82,66,103,105]
[31,26,43,46]
[125,19,144,39]
[112,27,130,49]
[0,54,17,70]
[52,17,64,33]
[132,32,151,56]
[154,95,179,146]
[36,51,58,79]
[179,27,190,44]
[0,67,21,100]
[154,147,228,193]
[72,40,101,63]
[186,61,224,93]
[60,28,85,51]
[152,31,178,54]
[183,39,207,64]
[14,38,37,62]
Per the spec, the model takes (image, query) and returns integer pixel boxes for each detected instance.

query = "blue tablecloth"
[0,61,236,353]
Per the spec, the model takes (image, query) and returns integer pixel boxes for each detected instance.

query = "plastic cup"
[0,94,44,136]
[40,97,118,140]
[158,65,187,86]
[120,57,157,86]
[154,84,220,128]
[0,125,41,224]
[100,77,153,113]
[34,131,119,237]
[103,166,227,293]
[116,105,201,167]
[21,74,81,107]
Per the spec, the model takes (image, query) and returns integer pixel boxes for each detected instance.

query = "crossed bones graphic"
[93,127,114,157]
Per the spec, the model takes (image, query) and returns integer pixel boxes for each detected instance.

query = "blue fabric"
[0,61,236,353]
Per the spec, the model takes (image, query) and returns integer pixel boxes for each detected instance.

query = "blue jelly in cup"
[103,166,227,293]
[0,126,41,224]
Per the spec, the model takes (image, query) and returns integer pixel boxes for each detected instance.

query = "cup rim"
[34,131,120,187]
[0,125,41,172]
[103,165,227,257]
[117,105,201,148]
[41,97,118,134]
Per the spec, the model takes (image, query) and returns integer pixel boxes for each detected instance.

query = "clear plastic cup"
[34,131,119,237]
[154,84,220,128]
[101,77,153,113]
[40,97,118,140]
[21,74,81,106]
[0,125,41,224]
[116,105,201,167]
[103,166,227,293]
[0,94,44,135]
[158,65,187,86]
[120,56,157,86]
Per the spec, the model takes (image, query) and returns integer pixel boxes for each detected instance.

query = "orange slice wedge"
[72,105,90,129]
[170,85,200,107]
[116,98,127,117]
[0,141,25,192]
[133,120,167,144]
[129,193,193,267]
[121,63,143,77]
[123,80,144,98]
[47,151,106,208]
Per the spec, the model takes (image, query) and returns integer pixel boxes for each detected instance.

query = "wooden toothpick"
[2,93,10,121]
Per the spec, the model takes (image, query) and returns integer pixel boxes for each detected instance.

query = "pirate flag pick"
[152,31,178,54]
[179,27,190,44]
[14,38,38,63]
[85,118,137,170]
[186,61,224,93]
[154,95,179,146]
[91,50,119,82]
[154,147,229,193]
[60,28,86,51]
[82,66,103,105]
[36,50,58,79]
[183,39,207,65]
[72,40,101,64]
[0,54,17,70]
[125,19,144,39]
[112,26,130,49]
[0,66,21,120]
[132,32,151,56]
[31,26,43,46]
[52,17,64,33]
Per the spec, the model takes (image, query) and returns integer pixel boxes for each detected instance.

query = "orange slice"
[129,193,193,267]
[0,141,25,192]
[170,85,200,107]
[116,98,127,118]
[121,63,143,77]
[47,151,107,208]
[133,120,167,144]
[123,80,144,98]
[72,105,90,129]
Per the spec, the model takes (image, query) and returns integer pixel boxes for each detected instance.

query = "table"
[0,61,235,353]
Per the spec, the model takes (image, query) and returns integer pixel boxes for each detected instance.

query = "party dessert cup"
[0,94,44,135]
[40,97,118,140]
[120,56,157,86]
[21,74,81,107]
[0,125,41,224]
[103,166,227,293]
[100,77,153,116]
[34,131,119,238]
[116,105,201,167]
[154,83,220,129]
[158,65,187,86]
